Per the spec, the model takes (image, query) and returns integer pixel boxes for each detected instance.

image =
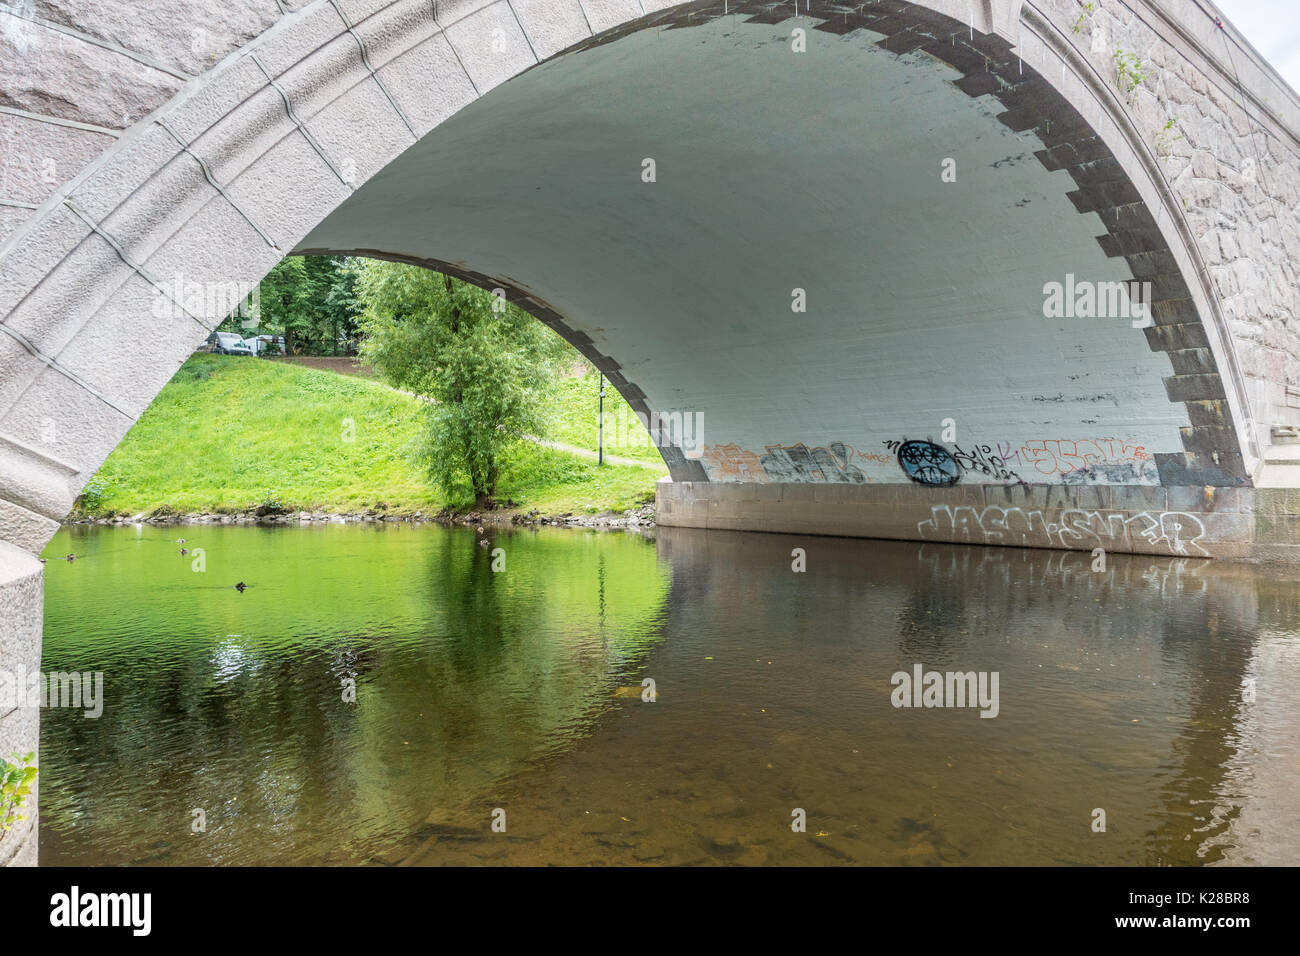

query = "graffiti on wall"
[701,441,881,483]
[950,443,1024,483]
[701,443,767,481]
[759,441,866,483]
[916,505,1210,556]
[883,439,1023,486]
[857,451,896,465]
[888,439,960,486]
[700,436,1155,486]
[1006,439,1157,484]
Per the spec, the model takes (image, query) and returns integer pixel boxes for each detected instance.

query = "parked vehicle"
[245,334,285,356]
[206,331,255,356]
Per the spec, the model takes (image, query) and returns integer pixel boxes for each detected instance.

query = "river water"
[37,522,1300,865]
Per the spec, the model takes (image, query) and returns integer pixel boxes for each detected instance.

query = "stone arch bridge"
[2,0,1300,862]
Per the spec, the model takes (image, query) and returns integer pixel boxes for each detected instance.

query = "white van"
[206,331,254,356]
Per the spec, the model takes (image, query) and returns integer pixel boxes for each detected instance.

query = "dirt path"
[521,436,664,470]
[264,355,375,377]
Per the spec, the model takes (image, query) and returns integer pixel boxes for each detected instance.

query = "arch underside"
[297,0,1248,491]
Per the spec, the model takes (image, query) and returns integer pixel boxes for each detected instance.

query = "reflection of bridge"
[3,0,1300,863]
[653,526,1268,864]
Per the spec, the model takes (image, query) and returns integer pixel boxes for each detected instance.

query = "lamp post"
[598,372,606,466]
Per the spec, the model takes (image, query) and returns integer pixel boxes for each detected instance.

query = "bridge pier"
[0,542,42,867]
[656,479,1300,562]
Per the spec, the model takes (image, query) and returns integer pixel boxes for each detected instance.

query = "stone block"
[0,207,30,244]
[300,76,417,187]
[54,273,208,418]
[254,1,349,78]
[1044,484,1110,511]
[33,0,279,77]
[97,144,220,268]
[0,539,42,866]
[1165,373,1227,403]
[1254,513,1300,546]
[2,232,130,357]
[0,113,113,207]
[0,207,91,321]
[223,129,352,251]
[1108,484,1169,513]
[166,55,272,144]
[336,0,395,23]
[274,32,375,128]
[0,363,135,503]
[140,192,284,320]
[0,499,61,555]
[67,123,183,224]
[0,18,179,130]
[511,0,593,60]
[1255,489,1300,518]
[353,0,440,68]
[187,86,300,192]
[444,1,538,94]
[581,0,648,35]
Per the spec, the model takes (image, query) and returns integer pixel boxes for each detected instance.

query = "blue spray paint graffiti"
[889,440,961,487]
[884,438,1024,486]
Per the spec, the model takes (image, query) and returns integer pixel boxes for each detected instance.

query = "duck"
[235,581,247,592]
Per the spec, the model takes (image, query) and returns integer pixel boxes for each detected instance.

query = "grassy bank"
[78,354,664,517]
[544,369,666,465]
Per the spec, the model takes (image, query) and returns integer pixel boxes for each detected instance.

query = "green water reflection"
[39,523,668,865]
[38,523,1300,866]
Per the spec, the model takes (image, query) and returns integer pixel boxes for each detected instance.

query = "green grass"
[543,366,666,465]
[488,441,658,515]
[81,353,663,517]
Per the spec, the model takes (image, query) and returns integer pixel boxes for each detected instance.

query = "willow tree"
[355,260,566,508]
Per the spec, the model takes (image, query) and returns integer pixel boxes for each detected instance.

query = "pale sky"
[1216,0,1300,95]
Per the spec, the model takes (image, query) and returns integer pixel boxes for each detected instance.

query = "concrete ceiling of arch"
[299,15,1185,485]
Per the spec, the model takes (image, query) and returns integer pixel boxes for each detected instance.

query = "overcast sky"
[1216,0,1300,94]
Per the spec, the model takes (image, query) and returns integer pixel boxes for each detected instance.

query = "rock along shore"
[64,503,657,532]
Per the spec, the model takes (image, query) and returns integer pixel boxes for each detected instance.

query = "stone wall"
[657,478,1300,561]
[0,541,42,867]
[1034,0,1300,451]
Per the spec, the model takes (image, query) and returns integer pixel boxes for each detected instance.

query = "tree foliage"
[356,261,568,506]
[238,255,363,355]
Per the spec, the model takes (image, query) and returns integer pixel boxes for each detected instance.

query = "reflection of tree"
[38,524,670,865]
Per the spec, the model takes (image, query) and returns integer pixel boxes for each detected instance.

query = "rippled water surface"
[38,523,1300,865]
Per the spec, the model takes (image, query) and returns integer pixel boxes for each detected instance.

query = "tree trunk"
[444,275,495,508]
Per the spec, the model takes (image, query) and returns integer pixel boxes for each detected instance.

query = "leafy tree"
[236,256,363,354]
[356,261,567,507]
[321,258,362,355]
[250,257,311,353]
